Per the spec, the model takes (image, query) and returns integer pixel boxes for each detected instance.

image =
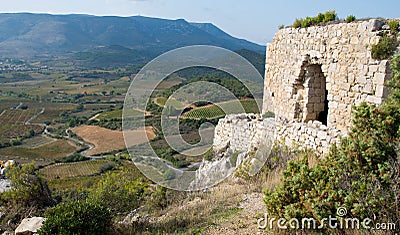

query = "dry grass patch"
[73,125,155,156]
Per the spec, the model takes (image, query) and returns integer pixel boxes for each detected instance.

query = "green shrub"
[1,163,54,208]
[263,111,275,118]
[204,148,215,161]
[292,10,337,28]
[301,17,315,28]
[55,153,89,163]
[371,34,397,60]
[346,15,356,23]
[388,20,400,33]
[39,200,112,235]
[146,186,168,211]
[87,169,148,215]
[293,18,302,28]
[278,24,285,30]
[229,151,240,167]
[322,10,337,22]
[99,162,115,173]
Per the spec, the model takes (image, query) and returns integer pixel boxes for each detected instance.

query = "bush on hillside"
[388,20,400,33]
[39,200,112,235]
[346,15,356,23]
[87,169,149,215]
[1,163,54,208]
[371,34,398,60]
[292,11,337,28]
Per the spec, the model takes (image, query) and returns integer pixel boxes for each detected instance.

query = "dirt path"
[204,192,266,235]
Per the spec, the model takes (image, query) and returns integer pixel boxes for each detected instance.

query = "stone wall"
[214,19,397,159]
[213,114,342,155]
[263,19,392,132]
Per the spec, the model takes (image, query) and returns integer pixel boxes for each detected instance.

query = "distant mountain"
[0,13,265,62]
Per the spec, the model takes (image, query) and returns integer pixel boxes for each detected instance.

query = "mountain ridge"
[0,13,265,59]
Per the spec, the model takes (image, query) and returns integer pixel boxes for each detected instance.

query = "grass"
[121,178,255,234]
[48,174,102,191]
[183,99,261,119]
[0,139,79,166]
[97,109,123,120]
[97,108,143,120]
[128,142,308,234]
[40,160,113,180]
[20,135,55,148]
[154,97,185,109]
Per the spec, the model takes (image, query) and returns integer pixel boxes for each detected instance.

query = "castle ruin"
[214,19,394,155]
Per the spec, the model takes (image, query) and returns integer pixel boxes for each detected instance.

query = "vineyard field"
[0,139,79,166]
[183,99,261,119]
[97,108,143,120]
[40,160,113,180]
[0,109,44,145]
[17,101,77,123]
[21,135,55,148]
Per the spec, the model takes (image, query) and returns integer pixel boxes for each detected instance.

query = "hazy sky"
[1,0,399,45]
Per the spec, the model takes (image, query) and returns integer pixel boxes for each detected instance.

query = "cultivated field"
[0,109,44,145]
[96,108,144,120]
[21,135,56,148]
[183,99,261,119]
[73,125,156,156]
[0,139,79,166]
[154,97,185,109]
[40,160,113,180]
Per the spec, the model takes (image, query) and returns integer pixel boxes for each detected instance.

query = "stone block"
[317,131,328,140]
[365,95,382,104]
[362,83,373,94]
[15,217,46,235]
[373,72,386,85]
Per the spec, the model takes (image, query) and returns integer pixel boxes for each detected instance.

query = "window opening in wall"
[294,64,328,126]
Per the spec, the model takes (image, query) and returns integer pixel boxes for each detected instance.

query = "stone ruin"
[214,19,396,155]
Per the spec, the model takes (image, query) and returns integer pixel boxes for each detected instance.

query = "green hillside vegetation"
[156,75,262,106]
[97,108,143,120]
[154,97,185,109]
[97,109,123,120]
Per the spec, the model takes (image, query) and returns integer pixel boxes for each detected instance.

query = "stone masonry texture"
[214,19,396,155]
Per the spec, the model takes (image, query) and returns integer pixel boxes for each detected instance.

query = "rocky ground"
[0,179,10,193]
